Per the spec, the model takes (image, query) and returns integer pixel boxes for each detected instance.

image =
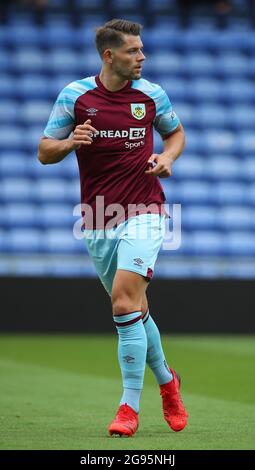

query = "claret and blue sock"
[113,311,147,413]
[142,309,173,385]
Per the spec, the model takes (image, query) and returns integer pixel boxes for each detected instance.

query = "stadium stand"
[0,0,254,278]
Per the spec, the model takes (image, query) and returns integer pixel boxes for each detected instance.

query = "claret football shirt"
[44,75,180,229]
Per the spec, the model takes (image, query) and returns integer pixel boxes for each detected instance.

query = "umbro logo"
[123,355,135,363]
[86,108,98,116]
[133,258,144,267]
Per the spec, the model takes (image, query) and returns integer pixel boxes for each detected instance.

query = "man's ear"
[103,48,113,64]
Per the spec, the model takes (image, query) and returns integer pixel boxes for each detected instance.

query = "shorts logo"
[133,258,144,266]
[131,103,146,120]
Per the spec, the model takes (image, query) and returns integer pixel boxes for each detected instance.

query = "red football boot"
[160,368,188,432]
[108,403,139,437]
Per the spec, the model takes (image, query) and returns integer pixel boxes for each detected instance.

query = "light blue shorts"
[84,213,166,297]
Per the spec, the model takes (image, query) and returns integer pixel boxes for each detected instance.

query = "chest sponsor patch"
[131,103,146,120]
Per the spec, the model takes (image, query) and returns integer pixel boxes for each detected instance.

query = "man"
[38,18,188,437]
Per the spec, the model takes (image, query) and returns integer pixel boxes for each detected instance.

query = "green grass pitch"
[0,334,255,450]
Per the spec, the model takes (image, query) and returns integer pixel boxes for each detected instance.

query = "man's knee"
[111,270,147,316]
[112,290,141,316]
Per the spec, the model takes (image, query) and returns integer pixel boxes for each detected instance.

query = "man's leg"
[141,293,188,432]
[141,293,173,385]
[108,269,148,437]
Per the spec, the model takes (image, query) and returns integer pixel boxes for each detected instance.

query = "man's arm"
[145,123,185,177]
[38,119,97,165]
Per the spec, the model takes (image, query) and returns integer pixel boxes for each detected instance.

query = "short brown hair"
[95,19,143,58]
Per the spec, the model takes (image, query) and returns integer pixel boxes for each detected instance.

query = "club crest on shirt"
[131,103,146,120]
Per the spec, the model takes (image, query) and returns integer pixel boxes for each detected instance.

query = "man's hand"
[145,152,174,178]
[72,119,98,149]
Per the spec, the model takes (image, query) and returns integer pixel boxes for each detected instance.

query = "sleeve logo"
[131,103,146,120]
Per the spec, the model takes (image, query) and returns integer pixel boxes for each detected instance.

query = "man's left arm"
[145,123,185,177]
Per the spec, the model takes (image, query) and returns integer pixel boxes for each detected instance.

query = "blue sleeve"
[44,86,76,140]
[153,88,180,138]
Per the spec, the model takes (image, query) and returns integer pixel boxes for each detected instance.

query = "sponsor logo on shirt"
[131,103,146,120]
[93,128,146,140]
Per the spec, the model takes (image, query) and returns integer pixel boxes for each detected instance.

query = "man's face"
[110,34,145,80]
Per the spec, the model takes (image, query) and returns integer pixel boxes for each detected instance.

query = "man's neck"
[99,70,129,92]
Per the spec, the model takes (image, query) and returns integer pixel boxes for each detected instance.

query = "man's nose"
[138,50,145,61]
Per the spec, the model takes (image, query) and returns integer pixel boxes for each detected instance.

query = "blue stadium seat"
[48,49,81,73]
[173,155,205,179]
[25,126,45,152]
[40,24,80,47]
[0,100,21,124]
[147,0,176,11]
[0,153,28,176]
[0,178,33,202]
[189,16,217,30]
[111,0,139,10]
[242,158,255,180]
[182,130,200,153]
[5,25,43,46]
[12,49,47,73]
[206,156,240,180]
[43,229,84,253]
[29,158,63,179]
[217,30,255,51]
[182,53,215,77]
[216,53,250,77]
[22,102,52,125]
[142,29,180,51]
[0,50,11,72]
[190,231,225,256]
[30,153,78,179]
[0,75,15,97]
[173,181,212,204]
[39,204,74,228]
[66,179,81,204]
[202,131,235,154]
[78,52,101,75]
[196,105,227,129]
[4,204,38,228]
[212,182,246,205]
[34,179,70,202]
[157,77,187,101]
[59,156,78,178]
[175,103,193,127]
[17,75,52,99]
[229,105,255,130]
[182,206,218,229]
[226,262,255,279]
[223,79,255,103]
[246,184,255,206]
[144,53,181,75]
[236,132,255,155]
[218,207,254,230]
[0,127,25,150]
[0,229,7,255]
[75,0,106,7]
[188,79,223,103]
[225,232,255,256]
[6,228,42,253]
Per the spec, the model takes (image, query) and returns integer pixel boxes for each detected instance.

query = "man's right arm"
[38,119,97,165]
